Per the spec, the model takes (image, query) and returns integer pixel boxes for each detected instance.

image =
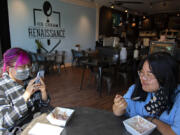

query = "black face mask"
[145,87,168,117]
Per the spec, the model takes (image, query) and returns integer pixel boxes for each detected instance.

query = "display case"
[149,41,176,55]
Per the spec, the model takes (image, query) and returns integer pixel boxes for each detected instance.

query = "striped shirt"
[0,72,49,134]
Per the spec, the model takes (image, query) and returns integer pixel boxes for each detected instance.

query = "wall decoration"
[8,0,96,63]
[28,1,65,53]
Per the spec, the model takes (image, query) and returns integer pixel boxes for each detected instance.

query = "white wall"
[7,0,96,63]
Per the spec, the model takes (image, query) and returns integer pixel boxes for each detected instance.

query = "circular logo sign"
[43,1,52,17]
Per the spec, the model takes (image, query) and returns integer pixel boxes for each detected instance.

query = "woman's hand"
[112,94,127,116]
[23,78,39,102]
[23,77,47,102]
[37,77,47,101]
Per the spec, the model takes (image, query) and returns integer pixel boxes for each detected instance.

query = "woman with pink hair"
[0,48,49,134]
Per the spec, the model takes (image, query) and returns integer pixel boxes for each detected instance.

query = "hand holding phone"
[35,71,44,84]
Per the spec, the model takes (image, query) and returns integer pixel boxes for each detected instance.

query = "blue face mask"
[15,68,30,80]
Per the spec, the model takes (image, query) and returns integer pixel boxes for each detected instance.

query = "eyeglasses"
[11,64,31,70]
[137,70,156,80]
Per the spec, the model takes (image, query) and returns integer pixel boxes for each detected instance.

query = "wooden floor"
[45,67,133,112]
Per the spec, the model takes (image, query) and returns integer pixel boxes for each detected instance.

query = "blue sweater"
[123,84,180,135]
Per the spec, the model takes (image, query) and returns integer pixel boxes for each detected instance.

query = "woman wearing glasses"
[0,48,49,134]
[113,52,180,135]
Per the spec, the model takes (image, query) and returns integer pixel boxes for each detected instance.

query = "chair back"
[71,49,84,60]
[46,53,55,61]
[28,52,37,62]
[61,51,66,64]
[55,50,65,63]
[55,56,62,63]
[96,47,119,64]
[37,53,46,61]
[71,49,75,58]
[74,50,83,57]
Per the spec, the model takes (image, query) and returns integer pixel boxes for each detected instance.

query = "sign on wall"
[28,1,65,53]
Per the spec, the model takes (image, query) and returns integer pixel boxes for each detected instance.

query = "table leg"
[98,67,102,96]
[80,66,85,90]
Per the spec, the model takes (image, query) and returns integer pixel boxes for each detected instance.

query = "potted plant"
[35,40,42,54]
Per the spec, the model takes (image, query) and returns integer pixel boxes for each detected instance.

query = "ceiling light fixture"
[125,9,128,13]
[110,4,114,9]
[132,18,136,27]
[132,23,136,27]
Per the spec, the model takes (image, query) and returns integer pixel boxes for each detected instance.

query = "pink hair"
[3,48,31,72]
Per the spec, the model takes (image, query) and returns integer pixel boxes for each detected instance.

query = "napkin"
[28,123,64,135]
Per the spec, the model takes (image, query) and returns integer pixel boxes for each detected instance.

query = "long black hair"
[131,52,179,113]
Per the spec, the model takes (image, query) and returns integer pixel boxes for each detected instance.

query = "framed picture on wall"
[149,41,176,55]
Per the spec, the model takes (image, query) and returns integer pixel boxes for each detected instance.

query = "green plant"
[35,40,43,49]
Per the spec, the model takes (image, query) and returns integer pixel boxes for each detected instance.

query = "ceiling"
[82,0,180,15]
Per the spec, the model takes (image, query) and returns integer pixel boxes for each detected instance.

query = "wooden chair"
[54,50,66,73]
[45,53,56,73]
[71,49,86,66]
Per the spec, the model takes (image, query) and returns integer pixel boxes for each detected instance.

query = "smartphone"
[35,71,44,84]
